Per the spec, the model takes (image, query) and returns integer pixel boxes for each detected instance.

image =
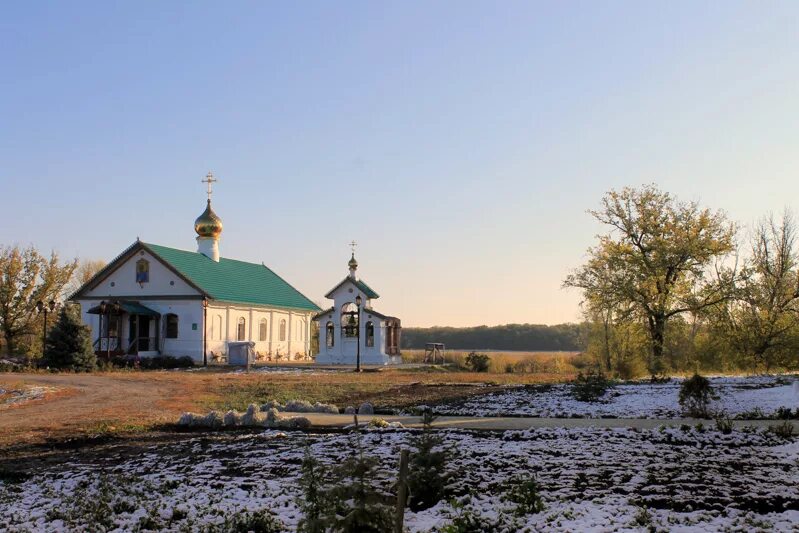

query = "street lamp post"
[99,301,107,361]
[109,301,120,361]
[355,295,362,372]
[36,299,57,360]
[202,298,208,367]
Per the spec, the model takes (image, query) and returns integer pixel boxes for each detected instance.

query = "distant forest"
[401,323,585,352]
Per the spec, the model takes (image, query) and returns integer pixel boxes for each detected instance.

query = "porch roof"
[86,301,160,317]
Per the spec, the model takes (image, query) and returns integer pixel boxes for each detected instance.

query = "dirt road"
[0,373,201,446]
[0,369,510,447]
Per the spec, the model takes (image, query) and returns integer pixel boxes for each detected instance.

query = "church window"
[326,322,334,347]
[279,319,287,341]
[165,314,179,339]
[213,315,223,340]
[135,259,150,285]
[366,321,374,347]
[259,319,268,342]
[237,317,246,341]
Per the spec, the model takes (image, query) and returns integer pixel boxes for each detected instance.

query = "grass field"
[401,349,583,373]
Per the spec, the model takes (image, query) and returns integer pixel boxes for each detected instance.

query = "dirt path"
[0,373,198,445]
[302,413,799,431]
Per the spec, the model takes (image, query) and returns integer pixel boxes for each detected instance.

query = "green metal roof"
[324,276,380,299]
[354,279,379,299]
[143,243,320,312]
[87,301,160,316]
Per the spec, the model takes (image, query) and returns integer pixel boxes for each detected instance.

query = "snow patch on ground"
[435,375,799,418]
[1,426,796,532]
[0,386,58,410]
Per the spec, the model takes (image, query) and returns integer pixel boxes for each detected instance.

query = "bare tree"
[66,258,106,297]
[722,211,799,369]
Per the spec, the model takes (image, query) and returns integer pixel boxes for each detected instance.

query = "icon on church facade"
[135,259,150,286]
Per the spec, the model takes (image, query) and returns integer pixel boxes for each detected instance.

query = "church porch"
[87,301,161,360]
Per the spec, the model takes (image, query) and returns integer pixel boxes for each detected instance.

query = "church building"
[314,248,402,365]
[70,173,320,364]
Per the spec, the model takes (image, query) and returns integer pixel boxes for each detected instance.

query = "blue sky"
[1,2,798,326]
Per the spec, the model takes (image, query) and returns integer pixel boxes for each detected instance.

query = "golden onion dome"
[348,253,358,269]
[194,200,223,238]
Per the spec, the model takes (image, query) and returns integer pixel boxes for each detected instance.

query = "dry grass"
[402,349,582,374]
[0,365,581,448]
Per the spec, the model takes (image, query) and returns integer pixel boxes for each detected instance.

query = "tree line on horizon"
[401,323,584,352]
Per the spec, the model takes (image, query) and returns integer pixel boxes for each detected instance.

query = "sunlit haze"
[2,1,798,326]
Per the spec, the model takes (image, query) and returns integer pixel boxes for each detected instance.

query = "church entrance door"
[128,315,152,353]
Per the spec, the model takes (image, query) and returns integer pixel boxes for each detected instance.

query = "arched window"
[279,319,287,341]
[214,315,223,340]
[365,321,374,347]
[341,302,358,337]
[237,317,246,341]
[165,313,179,339]
[326,321,334,347]
[259,319,268,342]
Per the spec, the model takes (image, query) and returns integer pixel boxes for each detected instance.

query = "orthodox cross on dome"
[348,240,358,277]
[202,171,218,201]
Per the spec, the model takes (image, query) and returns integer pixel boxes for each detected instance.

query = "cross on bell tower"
[202,171,218,202]
[348,240,358,278]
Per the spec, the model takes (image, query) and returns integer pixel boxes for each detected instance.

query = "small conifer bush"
[42,305,96,371]
[571,370,613,402]
[679,374,718,418]
[408,410,452,511]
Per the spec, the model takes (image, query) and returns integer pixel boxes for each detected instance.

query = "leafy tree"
[408,410,452,511]
[43,304,96,371]
[0,245,77,355]
[719,211,799,370]
[564,185,737,375]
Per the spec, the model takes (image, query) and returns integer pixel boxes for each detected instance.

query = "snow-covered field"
[434,375,799,419]
[1,426,797,532]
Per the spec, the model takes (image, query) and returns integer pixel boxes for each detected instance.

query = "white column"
[269,310,274,355]
[224,306,230,344]
[288,311,293,357]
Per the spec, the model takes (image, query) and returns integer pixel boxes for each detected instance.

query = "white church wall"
[204,304,313,361]
[157,301,204,358]
[81,249,200,298]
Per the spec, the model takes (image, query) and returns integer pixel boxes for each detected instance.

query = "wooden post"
[394,448,409,533]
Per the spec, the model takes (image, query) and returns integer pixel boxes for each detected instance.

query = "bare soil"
[0,367,563,451]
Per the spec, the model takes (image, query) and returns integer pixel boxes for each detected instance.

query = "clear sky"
[1,2,798,327]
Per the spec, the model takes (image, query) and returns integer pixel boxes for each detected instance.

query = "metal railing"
[127,337,158,354]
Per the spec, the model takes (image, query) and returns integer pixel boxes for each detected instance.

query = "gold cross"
[202,171,218,200]
[349,240,357,254]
